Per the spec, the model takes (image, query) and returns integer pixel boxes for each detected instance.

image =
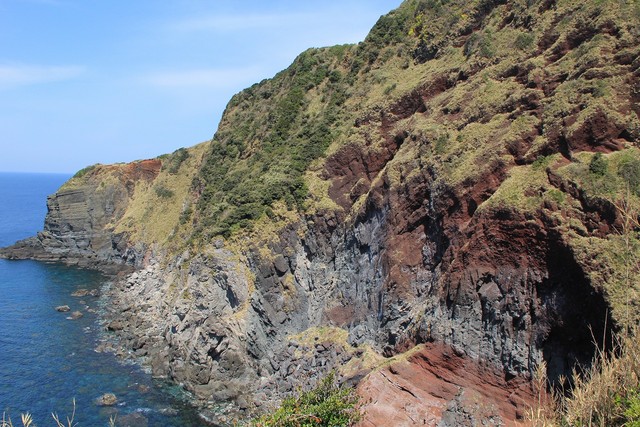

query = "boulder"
[67,311,83,320]
[95,393,117,406]
[118,412,148,427]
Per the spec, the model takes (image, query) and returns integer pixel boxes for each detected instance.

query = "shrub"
[162,148,190,175]
[464,32,495,58]
[154,185,174,198]
[434,133,449,154]
[250,371,360,427]
[71,164,98,179]
[514,32,535,50]
[618,157,640,194]
[195,47,347,238]
[589,152,608,176]
[384,83,397,95]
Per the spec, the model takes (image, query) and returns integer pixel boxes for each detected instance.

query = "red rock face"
[99,159,162,195]
[356,344,535,426]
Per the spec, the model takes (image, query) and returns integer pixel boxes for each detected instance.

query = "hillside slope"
[3,0,640,424]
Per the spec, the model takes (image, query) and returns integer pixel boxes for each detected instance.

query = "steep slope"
[3,0,640,424]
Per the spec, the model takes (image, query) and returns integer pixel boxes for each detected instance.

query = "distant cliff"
[3,0,640,425]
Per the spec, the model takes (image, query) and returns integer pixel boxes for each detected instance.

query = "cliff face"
[1,144,207,270]
[0,160,161,270]
[3,0,640,425]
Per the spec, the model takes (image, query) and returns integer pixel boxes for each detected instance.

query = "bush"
[618,157,640,194]
[514,32,535,50]
[154,185,174,198]
[72,164,98,179]
[195,47,347,238]
[162,148,190,175]
[589,152,608,176]
[464,32,495,58]
[250,371,360,427]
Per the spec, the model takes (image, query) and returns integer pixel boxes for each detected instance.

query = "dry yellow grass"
[113,141,209,249]
[528,330,640,427]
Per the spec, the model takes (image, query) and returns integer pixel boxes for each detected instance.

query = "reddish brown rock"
[357,344,535,427]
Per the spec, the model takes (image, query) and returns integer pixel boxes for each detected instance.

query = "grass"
[1,400,116,427]
[528,329,640,427]
[477,154,564,212]
[112,141,208,251]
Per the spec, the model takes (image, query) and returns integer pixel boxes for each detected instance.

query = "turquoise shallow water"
[0,173,206,426]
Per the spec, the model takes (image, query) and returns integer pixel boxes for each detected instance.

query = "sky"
[0,0,403,173]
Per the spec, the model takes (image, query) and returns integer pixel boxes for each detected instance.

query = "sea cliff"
[3,0,640,425]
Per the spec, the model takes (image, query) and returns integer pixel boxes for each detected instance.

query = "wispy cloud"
[0,63,84,89]
[145,66,265,89]
[172,12,310,32]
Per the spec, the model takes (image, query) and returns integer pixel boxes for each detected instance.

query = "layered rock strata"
[0,160,161,271]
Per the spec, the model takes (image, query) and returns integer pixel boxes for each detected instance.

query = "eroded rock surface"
[2,0,639,425]
[0,160,160,271]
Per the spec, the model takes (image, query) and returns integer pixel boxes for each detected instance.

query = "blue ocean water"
[0,173,206,426]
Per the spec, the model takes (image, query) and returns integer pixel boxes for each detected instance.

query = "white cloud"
[172,12,310,33]
[0,64,84,89]
[145,66,266,89]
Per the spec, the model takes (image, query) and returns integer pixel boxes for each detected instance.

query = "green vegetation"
[161,147,190,175]
[514,32,535,50]
[71,164,98,179]
[195,47,351,238]
[250,371,360,427]
[589,152,608,176]
[619,157,640,195]
[154,185,174,198]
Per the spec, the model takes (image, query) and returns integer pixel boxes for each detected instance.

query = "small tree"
[618,157,640,195]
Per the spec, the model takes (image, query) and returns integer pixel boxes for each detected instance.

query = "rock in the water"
[67,311,84,320]
[96,393,117,406]
[135,384,150,393]
[118,412,148,427]
[71,289,90,297]
[55,305,71,312]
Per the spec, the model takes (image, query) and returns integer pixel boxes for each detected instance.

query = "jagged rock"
[55,305,70,312]
[71,288,98,297]
[107,319,125,332]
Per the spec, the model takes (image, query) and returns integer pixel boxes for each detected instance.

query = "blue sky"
[0,0,402,173]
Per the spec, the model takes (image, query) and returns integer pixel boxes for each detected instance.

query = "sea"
[0,173,207,426]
